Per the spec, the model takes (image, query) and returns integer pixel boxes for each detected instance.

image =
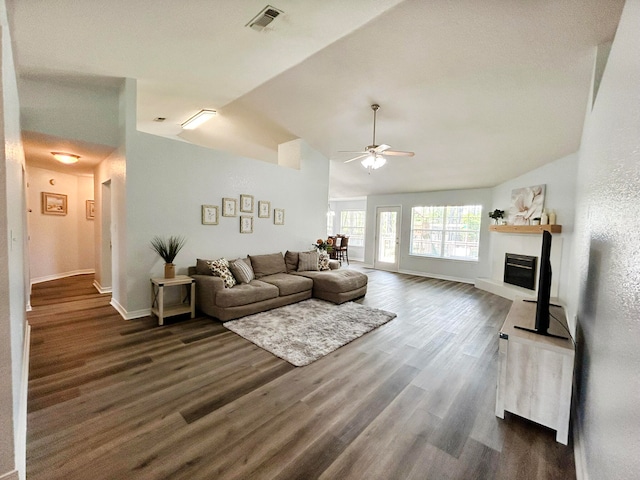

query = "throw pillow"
[249,252,287,278]
[297,251,319,272]
[207,258,236,288]
[318,251,330,271]
[229,258,255,284]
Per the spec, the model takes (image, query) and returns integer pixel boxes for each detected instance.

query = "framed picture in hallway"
[86,200,95,219]
[258,200,270,218]
[42,192,67,215]
[222,198,237,217]
[274,208,285,225]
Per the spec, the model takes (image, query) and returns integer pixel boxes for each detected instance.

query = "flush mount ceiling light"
[181,109,217,130]
[51,152,80,164]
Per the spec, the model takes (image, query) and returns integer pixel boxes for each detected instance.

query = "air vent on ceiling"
[246,5,283,32]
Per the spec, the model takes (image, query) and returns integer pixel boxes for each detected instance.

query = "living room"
[1,1,639,480]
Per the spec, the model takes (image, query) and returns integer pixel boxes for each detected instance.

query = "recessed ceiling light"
[51,152,80,164]
[181,109,217,130]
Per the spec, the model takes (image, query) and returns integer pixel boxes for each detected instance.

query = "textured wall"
[572,0,640,478]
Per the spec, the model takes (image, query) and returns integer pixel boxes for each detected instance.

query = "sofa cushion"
[284,251,299,273]
[293,269,368,292]
[298,251,319,271]
[259,273,313,296]
[215,280,279,308]
[207,258,236,288]
[249,252,287,278]
[196,258,214,275]
[228,257,254,284]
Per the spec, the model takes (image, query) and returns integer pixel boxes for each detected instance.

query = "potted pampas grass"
[150,235,186,279]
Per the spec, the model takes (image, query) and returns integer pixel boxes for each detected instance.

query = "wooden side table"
[150,275,195,326]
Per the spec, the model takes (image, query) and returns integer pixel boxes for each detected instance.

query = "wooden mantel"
[489,224,562,234]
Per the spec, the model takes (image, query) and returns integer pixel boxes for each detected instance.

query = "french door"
[374,206,401,272]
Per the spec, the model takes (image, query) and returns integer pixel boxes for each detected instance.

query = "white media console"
[495,297,575,444]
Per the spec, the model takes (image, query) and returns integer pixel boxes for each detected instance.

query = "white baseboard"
[110,297,149,320]
[572,398,588,480]
[0,470,19,480]
[399,268,473,285]
[92,280,112,294]
[15,323,30,480]
[30,269,95,286]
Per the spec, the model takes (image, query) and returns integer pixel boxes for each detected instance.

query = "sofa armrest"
[191,274,225,313]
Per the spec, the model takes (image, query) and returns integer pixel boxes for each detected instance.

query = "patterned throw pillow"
[318,251,330,271]
[229,258,255,284]
[297,251,319,272]
[207,258,236,288]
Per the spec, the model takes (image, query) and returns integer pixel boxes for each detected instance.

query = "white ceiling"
[10,0,624,197]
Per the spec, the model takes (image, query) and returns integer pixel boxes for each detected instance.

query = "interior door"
[374,206,401,272]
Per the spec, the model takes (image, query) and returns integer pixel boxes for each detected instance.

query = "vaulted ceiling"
[9,0,624,197]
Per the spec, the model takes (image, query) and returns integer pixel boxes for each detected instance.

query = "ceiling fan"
[341,103,414,170]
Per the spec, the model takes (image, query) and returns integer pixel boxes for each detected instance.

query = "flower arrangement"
[313,237,334,252]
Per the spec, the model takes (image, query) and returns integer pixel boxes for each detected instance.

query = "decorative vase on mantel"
[164,263,176,279]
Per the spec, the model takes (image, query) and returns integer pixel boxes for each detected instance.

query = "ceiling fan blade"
[382,150,415,157]
[344,153,370,164]
[337,150,367,154]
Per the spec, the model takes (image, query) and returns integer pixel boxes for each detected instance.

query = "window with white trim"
[340,210,365,247]
[410,205,482,260]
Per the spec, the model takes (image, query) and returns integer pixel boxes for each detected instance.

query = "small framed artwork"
[201,205,219,225]
[42,192,67,215]
[274,208,285,225]
[240,216,254,234]
[86,200,95,220]
[222,198,237,217]
[240,194,254,213]
[258,200,270,218]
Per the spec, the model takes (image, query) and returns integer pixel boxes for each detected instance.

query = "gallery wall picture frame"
[222,198,237,217]
[240,194,254,213]
[274,208,285,225]
[42,192,67,215]
[240,216,254,234]
[202,204,219,225]
[258,200,270,218]
[86,200,95,220]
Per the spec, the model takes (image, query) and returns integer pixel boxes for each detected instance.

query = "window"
[326,211,335,237]
[340,210,365,246]
[410,205,482,260]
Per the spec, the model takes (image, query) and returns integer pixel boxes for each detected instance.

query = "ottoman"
[293,269,368,304]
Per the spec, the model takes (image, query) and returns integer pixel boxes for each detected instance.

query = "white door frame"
[374,206,401,272]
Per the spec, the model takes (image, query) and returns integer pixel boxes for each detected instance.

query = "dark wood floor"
[27,268,576,480]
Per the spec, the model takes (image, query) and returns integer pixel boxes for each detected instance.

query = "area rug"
[224,298,396,366]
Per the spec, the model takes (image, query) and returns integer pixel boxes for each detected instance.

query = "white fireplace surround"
[476,233,563,301]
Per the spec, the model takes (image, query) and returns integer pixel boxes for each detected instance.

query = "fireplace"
[504,253,537,290]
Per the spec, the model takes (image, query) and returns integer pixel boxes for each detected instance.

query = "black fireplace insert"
[504,253,537,290]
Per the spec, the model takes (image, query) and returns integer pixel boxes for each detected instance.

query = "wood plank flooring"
[27,268,576,479]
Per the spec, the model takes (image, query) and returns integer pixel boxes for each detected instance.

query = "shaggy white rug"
[224,298,396,366]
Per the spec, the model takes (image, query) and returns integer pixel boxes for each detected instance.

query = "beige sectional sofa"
[189,251,368,322]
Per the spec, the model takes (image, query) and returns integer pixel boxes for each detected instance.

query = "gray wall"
[365,188,493,282]
[570,1,640,478]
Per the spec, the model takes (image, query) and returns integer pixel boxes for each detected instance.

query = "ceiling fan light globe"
[373,156,386,169]
[361,155,375,168]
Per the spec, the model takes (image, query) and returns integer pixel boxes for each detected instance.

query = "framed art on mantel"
[42,192,67,215]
